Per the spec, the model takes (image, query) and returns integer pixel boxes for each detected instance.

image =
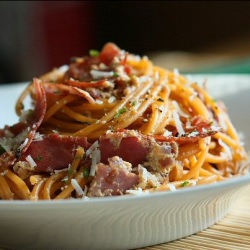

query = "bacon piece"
[88,156,138,197]
[66,79,108,89]
[99,130,178,174]
[64,56,99,82]
[155,118,221,144]
[99,131,150,166]
[19,78,47,153]
[99,43,121,66]
[72,87,96,104]
[20,134,90,172]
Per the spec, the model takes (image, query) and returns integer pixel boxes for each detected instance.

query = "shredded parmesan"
[54,168,68,174]
[126,188,149,195]
[218,139,232,160]
[19,138,29,151]
[172,110,185,136]
[89,147,101,176]
[86,140,99,157]
[163,130,172,137]
[90,70,114,79]
[58,65,69,74]
[25,155,37,168]
[188,130,199,137]
[33,132,44,141]
[108,96,116,103]
[218,113,227,130]
[86,141,100,177]
[71,179,84,196]
[95,99,103,105]
[168,183,176,191]
[211,125,221,132]
[172,101,189,118]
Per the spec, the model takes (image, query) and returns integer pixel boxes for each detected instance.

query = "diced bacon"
[20,134,90,172]
[99,131,150,166]
[72,87,96,104]
[99,130,178,174]
[87,156,139,197]
[99,43,121,66]
[63,56,99,82]
[154,117,222,144]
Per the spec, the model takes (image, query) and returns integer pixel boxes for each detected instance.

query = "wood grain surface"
[142,185,250,250]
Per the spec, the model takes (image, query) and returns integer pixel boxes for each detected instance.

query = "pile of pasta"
[0,43,248,200]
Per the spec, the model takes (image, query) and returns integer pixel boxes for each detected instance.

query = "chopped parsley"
[83,168,90,178]
[35,155,43,161]
[180,180,189,187]
[89,49,99,57]
[131,101,136,106]
[114,107,127,118]
[0,145,6,155]
[68,168,73,175]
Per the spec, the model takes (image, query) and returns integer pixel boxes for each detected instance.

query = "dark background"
[1,1,250,83]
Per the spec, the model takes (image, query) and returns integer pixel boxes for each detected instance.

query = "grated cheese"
[0,170,8,176]
[90,70,114,79]
[19,138,29,151]
[89,147,101,176]
[168,183,176,191]
[210,125,221,132]
[108,96,116,103]
[25,155,37,168]
[86,140,99,157]
[126,188,149,195]
[188,130,199,137]
[54,168,68,174]
[33,132,44,141]
[218,113,227,130]
[58,65,69,74]
[163,129,172,137]
[172,110,185,136]
[86,141,100,177]
[172,101,189,118]
[71,178,84,196]
[95,99,103,105]
[218,139,232,160]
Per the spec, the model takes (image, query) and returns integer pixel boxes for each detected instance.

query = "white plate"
[0,75,250,250]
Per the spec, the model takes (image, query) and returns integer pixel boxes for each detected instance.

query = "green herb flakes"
[89,49,99,57]
[114,107,127,118]
[180,180,189,187]
[83,168,90,178]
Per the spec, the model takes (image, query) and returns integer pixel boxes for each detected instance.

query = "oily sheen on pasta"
[0,43,248,200]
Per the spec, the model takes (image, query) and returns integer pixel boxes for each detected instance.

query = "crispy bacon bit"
[99,131,150,166]
[66,79,110,89]
[20,134,90,172]
[154,117,221,143]
[99,43,121,66]
[72,87,96,104]
[88,156,138,197]
[100,130,178,174]
[20,78,47,153]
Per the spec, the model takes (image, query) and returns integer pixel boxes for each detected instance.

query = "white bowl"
[0,75,249,250]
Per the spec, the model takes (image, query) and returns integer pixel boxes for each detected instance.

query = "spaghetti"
[0,42,248,200]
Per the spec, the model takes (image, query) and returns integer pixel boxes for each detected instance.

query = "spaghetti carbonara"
[0,43,248,200]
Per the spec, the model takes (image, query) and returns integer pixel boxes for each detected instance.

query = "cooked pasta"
[0,42,248,200]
